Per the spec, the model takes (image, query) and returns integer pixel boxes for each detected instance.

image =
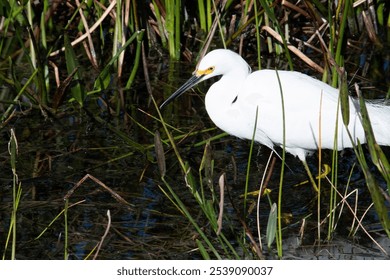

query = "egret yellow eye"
[196,66,215,76]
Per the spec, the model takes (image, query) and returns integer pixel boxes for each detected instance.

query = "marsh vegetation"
[0,0,389,259]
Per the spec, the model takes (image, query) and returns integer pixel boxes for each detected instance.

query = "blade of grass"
[275,69,286,258]
[353,84,390,237]
[2,129,22,260]
[355,84,390,187]
[64,199,69,260]
[355,143,390,237]
[244,106,259,215]
[125,30,144,89]
[113,0,124,77]
[64,33,85,106]
[93,31,140,92]
[266,203,277,248]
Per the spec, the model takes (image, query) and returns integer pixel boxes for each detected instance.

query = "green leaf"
[266,203,277,248]
[64,33,85,106]
[339,70,349,126]
[8,129,18,175]
[93,31,140,91]
[196,239,210,260]
[357,91,390,187]
[154,130,166,178]
[355,143,390,237]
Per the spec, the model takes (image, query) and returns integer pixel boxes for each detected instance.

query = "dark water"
[1,58,389,260]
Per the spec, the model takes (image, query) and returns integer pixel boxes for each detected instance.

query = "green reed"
[2,129,22,260]
[197,0,212,34]
[153,93,247,259]
[274,70,286,258]
[154,0,182,59]
[113,0,124,76]
[64,33,85,106]
[64,199,69,260]
[355,86,390,236]
[331,0,351,87]
[125,31,144,89]
[326,70,350,239]
[258,0,293,69]
[253,0,263,69]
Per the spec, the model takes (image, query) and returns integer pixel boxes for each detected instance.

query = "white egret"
[160,49,390,187]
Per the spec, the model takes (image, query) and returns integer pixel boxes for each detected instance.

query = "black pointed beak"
[159,74,203,109]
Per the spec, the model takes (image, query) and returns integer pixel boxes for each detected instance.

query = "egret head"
[159,49,249,109]
[195,49,249,79]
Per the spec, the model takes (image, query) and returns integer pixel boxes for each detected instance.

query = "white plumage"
[161,49,390,165]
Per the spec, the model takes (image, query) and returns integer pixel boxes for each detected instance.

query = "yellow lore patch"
[196,66,215,76]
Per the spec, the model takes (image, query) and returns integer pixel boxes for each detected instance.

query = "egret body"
[160,49,390,185]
